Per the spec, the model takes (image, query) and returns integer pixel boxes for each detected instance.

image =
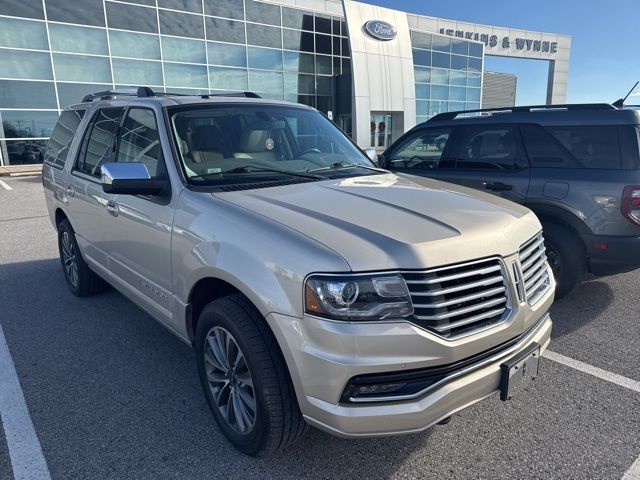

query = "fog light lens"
[353,382,406,397]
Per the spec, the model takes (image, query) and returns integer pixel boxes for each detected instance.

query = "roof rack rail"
[82,87,261,102]
[82,86,154,102]
[428,103,617,122]
[199,92,262,99]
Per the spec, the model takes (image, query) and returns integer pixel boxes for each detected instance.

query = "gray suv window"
[387,128,452,169]
[44,109,85,169]
[116,108,165,177]
[454,125,521,170]
[521,124,622,169]
[76,107,124,177]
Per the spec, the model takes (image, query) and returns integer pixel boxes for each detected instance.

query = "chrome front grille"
[402,258,509,339]
[519,233,552,305]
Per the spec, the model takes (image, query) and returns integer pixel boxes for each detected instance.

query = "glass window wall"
[0,17,48,50]
[49,24,109,55]
[412,30,484,121]
[109,31,161,60]
[112,59,163,86]
[0,0,352,165]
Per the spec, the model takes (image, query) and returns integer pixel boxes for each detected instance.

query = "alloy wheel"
[204,326,257,434]
[61,231,79,287]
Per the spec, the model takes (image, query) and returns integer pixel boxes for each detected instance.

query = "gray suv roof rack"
[429,103,617,122]
[81,86,260,102]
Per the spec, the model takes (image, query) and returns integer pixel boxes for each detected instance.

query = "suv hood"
[214,173,542,271]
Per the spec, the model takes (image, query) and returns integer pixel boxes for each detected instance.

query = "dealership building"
[0,0,570,166]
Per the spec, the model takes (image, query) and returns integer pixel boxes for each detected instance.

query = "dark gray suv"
[380,104,640,297]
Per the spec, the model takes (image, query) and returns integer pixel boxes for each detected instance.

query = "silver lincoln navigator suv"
[43,88,554,456]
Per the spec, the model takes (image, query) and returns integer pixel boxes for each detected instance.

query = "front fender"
[172,190,350,318]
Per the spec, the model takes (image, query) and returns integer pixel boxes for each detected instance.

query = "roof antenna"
[612,80,639,108]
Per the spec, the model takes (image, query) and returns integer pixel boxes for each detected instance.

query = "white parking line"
[0,323,51,480]
[623,456,640,480]
[542,350,640,480]
[543,350,640,393]
[0,179,12,191]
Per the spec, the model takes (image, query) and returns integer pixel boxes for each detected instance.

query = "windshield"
[168,104,377,185]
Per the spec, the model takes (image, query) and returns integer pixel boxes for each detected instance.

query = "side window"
[521,124,623,169]
[520,124,580,168]
[44,110,85,169]
[544,125,621,169]
[454,126,520,171]
[387,128,452,169]
[76,107,124,177]
[116,108,165,177]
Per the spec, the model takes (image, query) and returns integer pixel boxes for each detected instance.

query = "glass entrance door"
[370,113,392,149]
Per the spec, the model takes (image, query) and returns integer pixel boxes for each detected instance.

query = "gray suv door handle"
[65,185,75,197]
[106,200,120,217]
[484,182,513,192]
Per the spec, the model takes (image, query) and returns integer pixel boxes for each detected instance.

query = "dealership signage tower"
[342,0,571,149]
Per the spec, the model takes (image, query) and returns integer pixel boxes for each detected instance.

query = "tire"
[542,223,585,299]
[195,294,307,456]
[57,219,107,297]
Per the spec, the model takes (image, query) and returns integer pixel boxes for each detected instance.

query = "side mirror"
[100,162,167,196]
[363,147,378,165]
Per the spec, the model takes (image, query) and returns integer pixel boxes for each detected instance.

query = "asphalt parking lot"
[0,175,639,480]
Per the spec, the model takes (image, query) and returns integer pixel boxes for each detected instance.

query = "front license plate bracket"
[499,342,540,401]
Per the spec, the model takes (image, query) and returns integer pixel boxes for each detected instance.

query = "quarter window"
[76,108,124,177]
[521,124,624,169]
[520,124,579,168]
[116,109,165,177]
[454,126,520,170]
[44,110,86,169]
[537,125,621,169]
[387,128,452,169]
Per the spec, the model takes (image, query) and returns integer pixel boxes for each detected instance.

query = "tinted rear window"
[619,126,640,169]
[44,109,85,169]
[521,124,622,169]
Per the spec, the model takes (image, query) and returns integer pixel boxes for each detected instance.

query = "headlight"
[305,274,413,320]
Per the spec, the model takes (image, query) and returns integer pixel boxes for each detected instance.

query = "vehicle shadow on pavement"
[548,278,614,338]
[0,258,428,479]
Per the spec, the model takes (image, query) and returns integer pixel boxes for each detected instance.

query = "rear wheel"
[57,219,107,297]
[542,223,585,298]
[195,294,307,456]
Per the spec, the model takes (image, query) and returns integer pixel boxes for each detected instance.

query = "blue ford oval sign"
[364,20,397,41]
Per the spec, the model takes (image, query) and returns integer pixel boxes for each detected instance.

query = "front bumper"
[266,285,553,438]
[584,234,640,276]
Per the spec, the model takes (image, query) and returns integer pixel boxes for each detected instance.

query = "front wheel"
[542,223,585,298]
[195,294,307,456]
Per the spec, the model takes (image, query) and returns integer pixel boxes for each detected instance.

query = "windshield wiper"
[307,162,387,173]
[226,165,323,179]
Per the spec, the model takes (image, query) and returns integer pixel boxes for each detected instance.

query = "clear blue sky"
[365,0,640,105]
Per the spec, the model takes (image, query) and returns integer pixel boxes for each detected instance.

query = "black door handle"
[484,181,513,192]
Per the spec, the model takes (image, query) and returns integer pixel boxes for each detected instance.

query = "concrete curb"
[0,166,43,177]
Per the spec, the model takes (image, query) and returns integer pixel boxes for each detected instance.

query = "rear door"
[381,126,454,179]
[437,124,531,203]
[67,107,124,272]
